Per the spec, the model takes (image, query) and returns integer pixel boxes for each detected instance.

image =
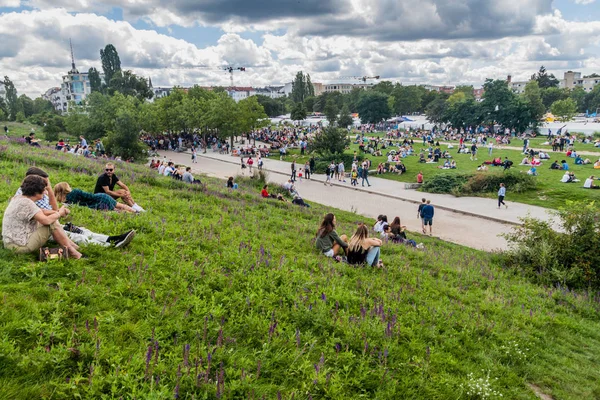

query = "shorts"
[423,218,433,226]
[5,224,54,254]
[323,249,335,257]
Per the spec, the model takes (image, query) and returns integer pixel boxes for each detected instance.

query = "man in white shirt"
[584,176,599,189]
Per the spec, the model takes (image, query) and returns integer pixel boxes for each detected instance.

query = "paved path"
[155,149,558,252]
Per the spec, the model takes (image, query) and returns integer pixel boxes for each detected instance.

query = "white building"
[253,86,285,99]
[226,87,256,102]
[150,87,173,101]
[42,87,62,111]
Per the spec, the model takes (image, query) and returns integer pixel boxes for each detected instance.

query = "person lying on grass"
[315,213,348,261]
[346,223,384,268]
[3,175,83,259]
[54,182,136,213]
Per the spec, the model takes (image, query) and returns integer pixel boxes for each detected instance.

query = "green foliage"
[522,81,545,119]
[503,202,600,289]
[291,71,313,103]
[392,85,425,115]
[88,67,102,93]
[551,98,577,122]
[309,126,350,157]
[323,98,338,126]
[290,102,307,122]
[100,44,121,85]
[357,91,391,124]
[108,70,153,100]
[18,94,34,117]
[3,76,19,121]
[337,104,353,128]
[64,107,91,138]
[15,111,25,123]
[425,98,448,125]
[531,66,560,89]
[0,109,5,121]
[541,87,569,110]
[104,108,145,161]
[422,171,537,196]
[42,116,63,141]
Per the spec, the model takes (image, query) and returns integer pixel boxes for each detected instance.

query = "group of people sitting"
[149,159,201,184]
[314,213,423,267]
[2,163,145,259]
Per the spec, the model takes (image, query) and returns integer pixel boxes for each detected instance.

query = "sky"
[0,0,599,98]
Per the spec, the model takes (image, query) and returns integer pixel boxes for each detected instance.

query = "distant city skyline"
[1,0,600,98]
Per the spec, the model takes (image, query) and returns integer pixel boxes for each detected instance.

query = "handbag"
[39,246,69,262]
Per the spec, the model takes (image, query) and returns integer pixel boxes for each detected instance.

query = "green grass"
[0,140,600,399]
[280,138,600,209]
[2,121,75,143]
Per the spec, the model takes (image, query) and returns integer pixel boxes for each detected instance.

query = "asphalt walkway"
[155,149,558,252]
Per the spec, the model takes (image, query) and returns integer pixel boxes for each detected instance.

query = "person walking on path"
[247,157,254,174]
[470,143,478,161]
[240,157,247,176]
[361,165,371,187]
[417,198,426,232]
[487,141,493,156]
[309,157,316,176]
[338,161,346,182]
[420,200,434,236]
[291,160,296,182]
[498,183,508,209]
[191,148,198,163]
[324,164,333,186]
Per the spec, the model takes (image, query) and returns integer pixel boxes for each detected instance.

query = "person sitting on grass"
[3,175,83,259]
[477,163,488,171]
[584,175,600,189]
[561,171,579,183]
[54,182,137,213]
[450,160,457,169]
[561,160,569,171]
[502,157,513,170]
[491,157,503,166]
[519,157,531,165]
[550,160,561,170]
[386,216,421,248]
[261,184,285,201]
[527,166,538,176]
[315,213,348,261]
[226,177,238,189]
[94,163,145,212]
[346,223,384,268]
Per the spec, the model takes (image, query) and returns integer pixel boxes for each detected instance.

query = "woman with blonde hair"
[347,223,383,267]
[54,182,136,212]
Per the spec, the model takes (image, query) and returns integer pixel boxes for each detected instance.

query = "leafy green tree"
[64,105,91,137]
[454,85,475,99]
[291,102,307,122]
[447,98,481,129]
[356,91,391,124]
[3,76,19,121]
[32,98,54,115]
[541,87,569,110]
[480,79,516,127]
[100,44,121,85]
[88,67,103,93]
[346,87,363,112]
[238,96,268,137]
[446,91,467,107]
[569,87,587,113]
[522,80,545,121]
[425,98,448,125]
[337,104,353,128]
[206,92,240,148]
[531,66,559,89]
[372,81,394,95]
[323,98,338,126]
[392,85,423,115]
[584,85,600,114]
[305,74,315,97]
[104,108,146,161]
[108,70,153,100]
[551,98,577,122]
[18,95,34,117]
[291,71,307,103]
[43,115,63,141]
[303,96,316,114]
[15,111,25,123]
[309,126,350,157]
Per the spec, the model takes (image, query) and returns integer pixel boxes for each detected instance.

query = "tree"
[372,81,394,95]
[392,85,423,115]
[583,73,600,78]
[323,98,338,126]
[551,98,577,122]
[238,96,268,140]
[569,87,587,113]
[64,105,91,137]
[3,76,19,121]
[531,66,559,89]
[206,92,240,148]
[291,71,307,103]
[447,98,481,129]
[18,95,34,117]
[584,85,600,114]
[522,80,545,121]
[32,98,54,115]
[108,70,153,100]
[357,91,391,124]
[481,79,516,127]
[88,67,103,93]
[104,108,146,161]
[290,102,307,122]
[255,95,281,117]
[305,74,315,97]
[454,85,475,99]
[309,126,350,157]
[100,44,121,85]
[43,115,63,141]
[337,104,353,128]
[541,87,569,110]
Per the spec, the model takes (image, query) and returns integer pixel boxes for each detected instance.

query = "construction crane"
[167,65,247,87]
[339,75,380,83]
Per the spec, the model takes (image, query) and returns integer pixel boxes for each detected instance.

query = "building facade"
[226,87,256,102]
[323,83,372,94]
[42,87,62,111]
[560,71,600,92]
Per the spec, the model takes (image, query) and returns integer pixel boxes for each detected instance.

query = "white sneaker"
[132,204,146,212]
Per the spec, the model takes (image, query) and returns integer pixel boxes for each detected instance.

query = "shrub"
[311,153,361,174]
[422,171,537,196]
[502,202,600,289]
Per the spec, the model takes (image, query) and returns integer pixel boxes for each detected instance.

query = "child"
[298,168,303,182]
[351,168,358,186]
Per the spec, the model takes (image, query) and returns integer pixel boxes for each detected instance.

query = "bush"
[311,153,362,174]
[502,202,600,289]
[15,111,25,123]
[422,171,537,196]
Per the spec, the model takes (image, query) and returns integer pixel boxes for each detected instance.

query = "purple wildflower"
[321,293,326,301]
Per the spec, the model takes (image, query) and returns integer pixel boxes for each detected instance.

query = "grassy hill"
[0,140,599,399]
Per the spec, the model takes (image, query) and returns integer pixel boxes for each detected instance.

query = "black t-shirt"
[94,173,119,194]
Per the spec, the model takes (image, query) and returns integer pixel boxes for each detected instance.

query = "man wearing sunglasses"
[94,163,146,212]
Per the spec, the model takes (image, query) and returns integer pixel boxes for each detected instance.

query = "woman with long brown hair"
[347,223,383,267]
[315,213,348,259]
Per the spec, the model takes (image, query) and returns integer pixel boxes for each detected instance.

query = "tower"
[69,38,78,74]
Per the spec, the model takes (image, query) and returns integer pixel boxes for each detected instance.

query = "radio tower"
[69,38,79,74]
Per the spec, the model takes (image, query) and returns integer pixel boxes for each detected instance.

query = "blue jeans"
[362,176,370,186]
[365,246,380,266]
